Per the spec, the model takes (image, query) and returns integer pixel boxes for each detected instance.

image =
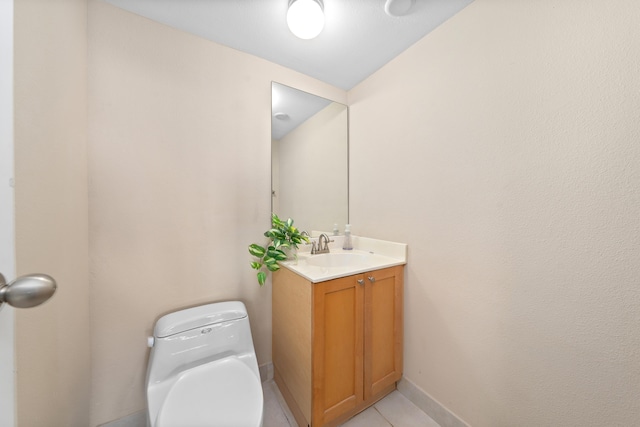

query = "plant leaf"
[252,214,308,286]
[266,263,280,272]
[248,244,266,257]
[267,248,286,259]
[271,214,284,228]
[257,271,266,286]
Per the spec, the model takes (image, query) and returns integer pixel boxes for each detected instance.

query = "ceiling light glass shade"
[287,0,324,40]
[384,0,415,17]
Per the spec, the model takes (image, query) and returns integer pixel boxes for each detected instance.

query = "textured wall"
[87,2,345,425]
[348,0,640,425]
[14,0,91,425]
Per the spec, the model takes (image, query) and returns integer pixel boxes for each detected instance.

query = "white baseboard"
[98,410,147,427]
[397,377,470,427]
[259,361,274,382]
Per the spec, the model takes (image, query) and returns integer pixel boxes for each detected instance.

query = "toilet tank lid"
[154,301,248,338]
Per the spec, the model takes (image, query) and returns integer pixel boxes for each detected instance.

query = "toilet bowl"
[146,301,264,427]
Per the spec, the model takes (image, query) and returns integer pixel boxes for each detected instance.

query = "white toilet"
[146,301,264,427]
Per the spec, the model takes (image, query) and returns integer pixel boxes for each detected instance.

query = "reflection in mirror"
[271,82,348,234]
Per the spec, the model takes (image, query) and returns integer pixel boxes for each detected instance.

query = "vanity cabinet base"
[273,265,403,427]
[275,365,312,427]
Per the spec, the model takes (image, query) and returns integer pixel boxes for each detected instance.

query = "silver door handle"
[368,276,375,283]
[0,273,57,309]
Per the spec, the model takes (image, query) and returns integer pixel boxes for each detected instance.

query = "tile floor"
[262,380,441,427]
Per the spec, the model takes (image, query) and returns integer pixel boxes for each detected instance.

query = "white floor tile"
[267,382,441,427]
[374,390,441,427]
[262,380,293,427]
[339,407,391,427]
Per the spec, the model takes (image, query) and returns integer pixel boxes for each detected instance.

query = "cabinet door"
[312,275,364,426]
[364,266,403,400]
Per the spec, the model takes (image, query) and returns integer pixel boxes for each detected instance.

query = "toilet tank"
[147,301,258,387]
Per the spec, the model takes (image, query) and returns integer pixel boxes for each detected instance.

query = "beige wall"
[348,0,640,425]
[277,102,348,232]
[87,1,345,425]
[14,0,640,425]
[14,0,90,426]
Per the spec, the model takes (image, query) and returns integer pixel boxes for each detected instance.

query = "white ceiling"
[271,82,332,140]
[101,0,474,91]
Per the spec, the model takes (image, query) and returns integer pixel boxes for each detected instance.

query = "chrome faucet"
[312,233,333,255]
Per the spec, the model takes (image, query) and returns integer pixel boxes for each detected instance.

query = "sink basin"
[305,252,371,268]
[278,236,407,283]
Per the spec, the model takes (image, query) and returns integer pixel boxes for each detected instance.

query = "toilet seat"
[156,357,263,427]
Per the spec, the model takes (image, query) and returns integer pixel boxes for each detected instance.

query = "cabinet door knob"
[368,276,375,283]
[357,279,365,286]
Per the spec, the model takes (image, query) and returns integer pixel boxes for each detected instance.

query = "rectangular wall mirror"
[271,82,348,234]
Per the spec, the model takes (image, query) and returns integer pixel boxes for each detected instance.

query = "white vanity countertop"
[278,235,407,283]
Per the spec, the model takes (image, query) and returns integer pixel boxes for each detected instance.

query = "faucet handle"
[310,241,317,254]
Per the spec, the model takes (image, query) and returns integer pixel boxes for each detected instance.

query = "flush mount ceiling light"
[274,112,290,120]
[384,0,415,17]
[287,0,324,40]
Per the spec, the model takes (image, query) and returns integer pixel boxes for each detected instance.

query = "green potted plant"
[248,213,310,286]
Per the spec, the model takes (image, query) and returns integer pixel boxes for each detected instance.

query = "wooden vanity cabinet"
[272,265,403,427]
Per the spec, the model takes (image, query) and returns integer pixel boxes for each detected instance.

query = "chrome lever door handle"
[0,272,57,309]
